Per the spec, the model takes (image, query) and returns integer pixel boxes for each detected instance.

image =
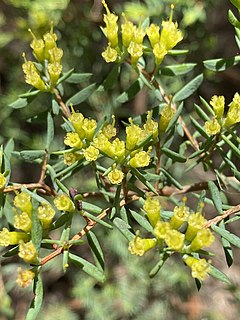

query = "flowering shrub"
[1,0,240,318]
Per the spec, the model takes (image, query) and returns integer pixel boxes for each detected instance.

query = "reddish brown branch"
[54,88,71,118]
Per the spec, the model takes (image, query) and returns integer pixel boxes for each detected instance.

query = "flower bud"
[14,192,32,216]
[102,0,119,47]
[143,111,158,138]
[210,95,225,119]
[16,268,35,288]
[121,13,136,47]
[38,202,56,229]
[102,116,116,139]
[82,118,97,141]
[0,173,6,189]
[205,118,221,135]
[48,47,63,63]
[159,102,175,132]
[64,132,83,149]
[29,29,45,62]
[84,146,99,162]
[69,111,85,138]
[143,195,161,227]
[64,152,83,166]
[0,228,30,246]
[190,228,215,251]
[165,229,185,251]
[126,119,144,150]
[48,62,62,86]
[54,194,75,212]
[128,234,157,256]
[133,26,145,45]
[18,241,38,264]
[108,166,124,184]
[146,23,160,48]
[185,205,207,242]
[224,93,240,128]
[153,43,167,65]
[22,54,46,91]
[127,41,143,65]
[154,221,171,240]
[14,211,32,232]
[43,26,57,59]
[170,197,189,229]
[183,255,210,281]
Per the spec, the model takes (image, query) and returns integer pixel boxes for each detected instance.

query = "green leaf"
[57,68,74,84]
[65,72,92,84]
[161,147,187,163]
[199,96,215,116]
[8,98,28,109]
[212,224,240,248]
[87,231,104,270]
[25,274,43,320]
[66,83,96,106]
[46,112,54,149]
[167,49,189,55]
[222,134,240,158]
[149,252,170,278]
[69,253,105,282]
[116,78,144,104]
[52,99,60,115]
[82,201,103,214]
[20,150,46,161]
[230,0,240,10]
[209,265,231,284]
[203,55,240,71]
[208,181,223,214]
[228,9,240,27]
[131,168,158,195]
[113,217,134,241]
[219,221,233,267]
[19,90,40,98]
[31,198,42,251]
[173,74,203,102]
[83,211,113,229]
[130,210,153,233]
[194,103,210,121]
[190,116,209,138]
[101,65,120,90]
[160,168,183,190]
[50,213,69,230]
[160,63,196,76]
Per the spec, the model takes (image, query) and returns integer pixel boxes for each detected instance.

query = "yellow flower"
[102,45,118,63]
[185,206,207,242]
[159,103,175,132]
[0,173,6,189]
[111,138,126,160]
[143,111,159,138]
[170,197,189,229]
[128,234,157,256]
[126,119,144,150]
[82,118,97,141]
[38,202,56,229]
[84,146,99,162]
[14,192,32,216]
[102,0,119,47]
[127,41,143,65]
[0,228,29,246]
[14,211,32,232]
[133,26,145,45]
[153,43,167,65]
[64,132,83,148]
[205,118,221,135]
[48,47,63,63]
[102,115,116,139]
[183,255,210,281]
[54,194,75,212]
[224,92,240,127]
[16,268,35,288]
[108,167,124,184]
[69,111,85,138]
[143,195,161,227]
[18,241,38,264]
[190,228,215,251]
[121,13,136,47]
[146,23,160,48]
[165,229,185,251]
[210,95,225,119]
[22,54,46,91]
[154,221,171,240]
[64,152,83,166]
[48,62,62,86]
[129,149,151,168]
[29,29,45,62]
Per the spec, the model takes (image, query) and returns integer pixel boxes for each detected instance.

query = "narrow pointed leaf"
[46,112,54,149]
[113,217,134,241]
[161,147,187,163]
[25,275,43,320]
[203,55,240,71]
[87,231,104,270]
[209,265,231,284]
[130,210,153,233]
[208,181,223,214]
[66,83,96,106]
[116,78,144,104]
[173,74,203,102]
[211,224,240,248]
[161,63,196,76]
[219,221,233,267]
[65,72,92,84]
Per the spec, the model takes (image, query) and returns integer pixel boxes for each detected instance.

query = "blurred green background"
[1,0,240,319]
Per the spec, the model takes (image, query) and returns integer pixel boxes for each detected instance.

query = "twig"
[54,88,71,118]
[204,204,240,229]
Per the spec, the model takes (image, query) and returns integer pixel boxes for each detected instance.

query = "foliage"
[0,0,240,319]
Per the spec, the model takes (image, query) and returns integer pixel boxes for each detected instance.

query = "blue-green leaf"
[65,72,92,84]
[66,83,96,106]
[212,224,240,248]
[69,253,106,282]
[161,147,187,163]
[87,231,104,271]
[173,74,203,102]
[209,265,231,284]
[20,150,46,161]
[130,210,153,233]
[116,78,144,104]
[9,98,28,109]
[203,55,240,71]
[113,217,134,241]
[160,63,196,76]
[208,181,223,214]
[46,112,54,149]
[25,274,43,320]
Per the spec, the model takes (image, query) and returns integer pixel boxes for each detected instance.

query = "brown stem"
[204,204,240,229]
[154,140,161,191]
[54,88,71,118]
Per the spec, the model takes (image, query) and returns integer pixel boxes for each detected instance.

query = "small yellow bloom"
[16,268,35,288]
[170,197,189,229]
[127,41,143,65]
[128,235,157,256]
[0,228,29,246]
[54,194,75,212]
[94,133,112,154]
[210,95,225,119]
[69,111,85,138]
[47,62,62,86]
[185,206,207,242]
[129,149,151,168]
[64,152,83,166]
[224,93,240,128]
[146,23,160,48]
[22,54,46,91]
[48,47,63,63]
[190,228,215,251]
[111,138,126,160]
[205,118,221,135]
[159,103,175,132]
[143,196,161,227]
[64,132,83,148]
[29,29,45,62]
[184,255,210,281]
[126,119,144,150]
[102,115,116,139]
[165,229,185,251]
[84,146,99,162]
[154,221,171,240]
[153,43,167,65]
[82,118,97,141]
[102,0,119,47]
[38,202,56,229]
[14,211,32,232]
[18,241,38,264]
[143,111,159,138]
[14,192,32,216]
[102,45,118,63]
[133,26,145,45]
[0,173,6,189]
[121,13,136,47]
[108,167,124,184]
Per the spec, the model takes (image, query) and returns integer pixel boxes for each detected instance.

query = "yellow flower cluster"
[101,1,183,66]
[128,197,215,281]
[64,110,159,185]
[205,92,240,135]
[22,25,63,91]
